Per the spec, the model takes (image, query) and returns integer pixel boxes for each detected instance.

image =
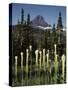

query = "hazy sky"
[11,3,66,27]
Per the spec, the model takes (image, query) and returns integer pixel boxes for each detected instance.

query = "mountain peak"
[31,15,51,27]
[35,15,44,21]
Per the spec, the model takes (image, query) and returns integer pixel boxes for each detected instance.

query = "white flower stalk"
[21,52,23,68]
[54,44,57,62]
[29,45,32,51]
[54,54,58,83]
[61,54,65,80]
[15,56,18,82]
[46,53,49,68]
[21,52,23,84]
[54,44,57,54]
[39,51,42,70]
[35,50,39,67]
[43,49,45,71]
[26,49,29,73]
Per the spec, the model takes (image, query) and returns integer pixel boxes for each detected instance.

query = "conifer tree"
[53,24,55,31]
[21,8,24,24]
[57,12,63,29]
[27,14,30,25]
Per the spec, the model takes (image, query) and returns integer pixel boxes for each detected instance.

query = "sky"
[11,3,66,27]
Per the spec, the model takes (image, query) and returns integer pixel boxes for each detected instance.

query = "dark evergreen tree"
[57,12,63,29]
[21,8,24,24]
[27,14,30,25]
[53,24,55,31]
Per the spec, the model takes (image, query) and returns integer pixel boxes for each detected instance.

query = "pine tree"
[21,8,24,24]
[57,12,63,29]
[53,24,55,31]
[27,14,30,25]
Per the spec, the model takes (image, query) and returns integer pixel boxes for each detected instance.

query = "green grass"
[12,63,66,86]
